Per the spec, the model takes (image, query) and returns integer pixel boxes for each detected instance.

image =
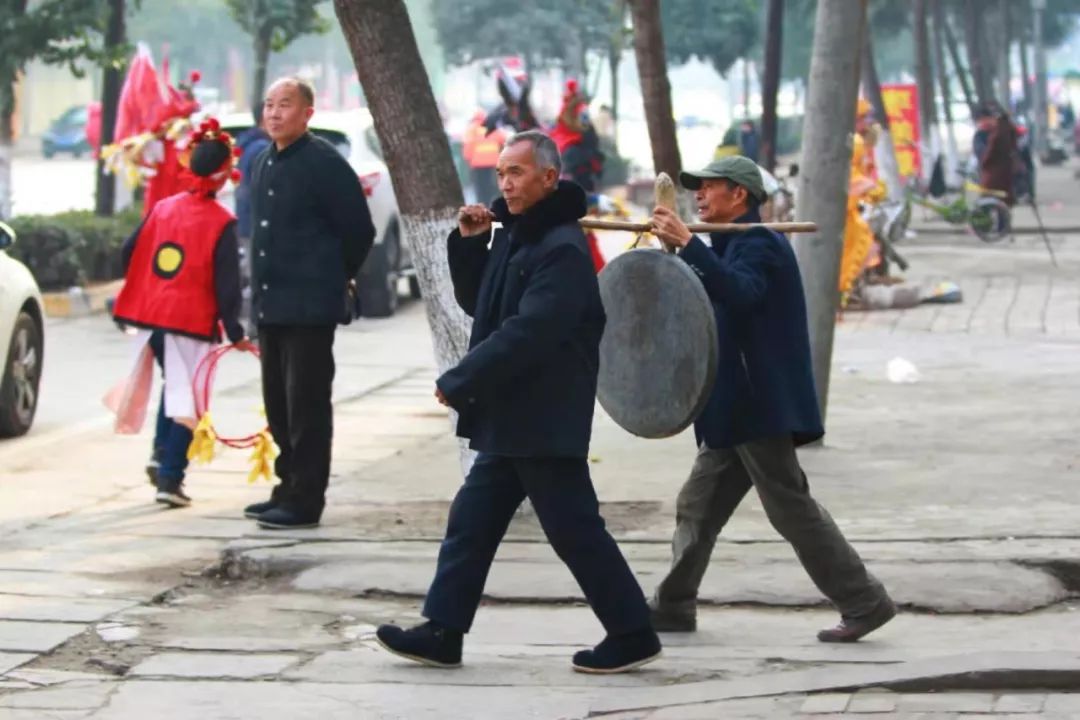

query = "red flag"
[114,44,166,142]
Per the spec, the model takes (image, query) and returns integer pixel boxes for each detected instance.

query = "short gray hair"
[506,130,562,175]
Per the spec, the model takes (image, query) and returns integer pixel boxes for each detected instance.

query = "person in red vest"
[110,117,253,507]
[462,110,505,205]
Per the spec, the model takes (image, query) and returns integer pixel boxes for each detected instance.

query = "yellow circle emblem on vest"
[155,245,184,275]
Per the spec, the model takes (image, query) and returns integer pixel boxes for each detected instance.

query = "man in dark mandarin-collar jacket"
[647,155,896,643]
[374,131,661,675]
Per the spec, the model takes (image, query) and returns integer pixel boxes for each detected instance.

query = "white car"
[0,222,44,437]
[218,109,415,318]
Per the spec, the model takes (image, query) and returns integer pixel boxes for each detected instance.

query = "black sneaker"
[155,484,192,508]
[256,506,320,530]
[375,621,463,668]
[572,629,662,674]
[243,500,277,520]
[145,452,161,486]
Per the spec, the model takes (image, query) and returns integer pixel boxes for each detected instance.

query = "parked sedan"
[42,105,91,159]
[219,109,416,318]
[0,222,45,437]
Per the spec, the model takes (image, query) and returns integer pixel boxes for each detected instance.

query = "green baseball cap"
[679,155,767,203]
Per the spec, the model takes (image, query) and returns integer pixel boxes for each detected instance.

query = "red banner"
[880,83,922,178]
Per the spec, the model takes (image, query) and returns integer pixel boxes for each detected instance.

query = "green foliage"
[7,207,142,291]
[225,0,331,52]
[434,0,612,69]
[662,0,759,77]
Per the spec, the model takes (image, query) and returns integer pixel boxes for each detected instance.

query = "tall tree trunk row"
[0,78,16,219]
[795,0,869,421]
[95,0,126,217]
[628,0,681,180]
[861,33,903,202]
[760,0,784,173]
[333,0,473,472]
[932,0,961,184]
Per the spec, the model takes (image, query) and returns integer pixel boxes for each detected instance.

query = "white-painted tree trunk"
[335,0,477,477]
[0,142,12,219]
[874,129,905,203]
[401,209,476,475]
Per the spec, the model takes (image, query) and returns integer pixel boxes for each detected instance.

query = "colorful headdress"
[179,116,243,195]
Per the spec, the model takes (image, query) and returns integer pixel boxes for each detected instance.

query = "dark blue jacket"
[436,181,604,458]
[249,133,375,327]
[235,127,271,238]
[678,209,824,448]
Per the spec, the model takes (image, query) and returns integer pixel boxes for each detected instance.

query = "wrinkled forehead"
[265,81,304,103]
[497,141,537,169]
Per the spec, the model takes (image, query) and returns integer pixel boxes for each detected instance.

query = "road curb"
[42,280,123,319]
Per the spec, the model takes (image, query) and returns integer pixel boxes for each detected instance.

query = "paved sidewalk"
[1,164,1079,718]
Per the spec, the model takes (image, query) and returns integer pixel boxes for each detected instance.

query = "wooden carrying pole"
[583,172,817,236]
[580,218,819,234]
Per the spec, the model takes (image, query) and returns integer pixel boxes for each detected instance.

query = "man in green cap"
[648,155,895,643]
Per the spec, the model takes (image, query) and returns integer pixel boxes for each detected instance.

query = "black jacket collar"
[269,132,312,160]
[709,207,763,245]
[491,181,587,244]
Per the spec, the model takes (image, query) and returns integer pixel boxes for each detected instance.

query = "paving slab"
[0,595,135,623]
[0,651,36,673]
[128,652,300,679]
[0,681,115,710]
[0,621,85,653]
[86,679,602,720]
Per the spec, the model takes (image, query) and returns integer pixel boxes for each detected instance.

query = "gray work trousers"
[654,435,889,619]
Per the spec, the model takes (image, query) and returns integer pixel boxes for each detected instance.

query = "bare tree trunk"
[795,0,868,422]
[996,0,1011,109]
[760,0,784,172]
[0,79,15,220]
[943,14,977,117]
[963,0,991,107]
[333,0,474,472]
[913,0,939,183]
[932,0,961,184]
[95,0,126,217]
[862,33,903,201]
[1019,26,1032,117]
[1033,0,1049,157]
[628,0,681,179]
[252,27,272,116]
[608,0,628,153]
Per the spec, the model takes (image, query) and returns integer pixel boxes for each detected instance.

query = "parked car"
[42,105,91,159]
[218,109,416,319]
[0,222,45,437]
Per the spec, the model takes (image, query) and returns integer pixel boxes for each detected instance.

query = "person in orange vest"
[109,117,253,508]
[463,110,505,205]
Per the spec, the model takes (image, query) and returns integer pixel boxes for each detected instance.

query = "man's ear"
[544,166,559,189]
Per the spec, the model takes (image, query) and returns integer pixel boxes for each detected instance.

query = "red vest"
[113,192,235,340]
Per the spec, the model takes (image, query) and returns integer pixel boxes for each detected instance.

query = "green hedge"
[7,207,142,291]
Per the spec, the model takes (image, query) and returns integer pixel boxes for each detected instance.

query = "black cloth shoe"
[572,629,662,674]
[375,621,463,668]
[818,598,897,643]
[243,500,277,520]
[256,506,321,530]
[155,482,191,508]
[649,601,696,633]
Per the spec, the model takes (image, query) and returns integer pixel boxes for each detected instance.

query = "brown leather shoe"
[817,599,897,643]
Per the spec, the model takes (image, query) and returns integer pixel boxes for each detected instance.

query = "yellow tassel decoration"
[186,413,217,465]
[246,430,279,484]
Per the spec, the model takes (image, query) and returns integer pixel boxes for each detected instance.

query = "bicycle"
[905,175,1012,243]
